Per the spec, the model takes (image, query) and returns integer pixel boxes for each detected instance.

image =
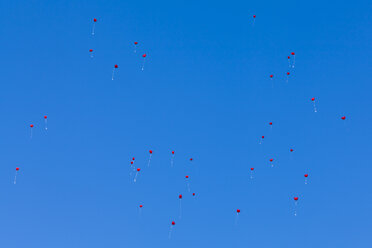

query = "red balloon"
[250,168,254,171]
[304,174,308,178]
[130,161,133,165]
[16,167,19,171]
[172,221,176,225]
[142,54,147,58]
[287,72,290,75]
[89,49,93,52]
[139,204,143,208]
[114,64,118,68]
[190,158,193,161]
[237,209,241,213]
[269,122,272,125]
[149,150,153,154]
[290,149,294,152]
[270,74,273,78]
[294,197,299,201]
[93,18,97,22]
[132,157,135,160]
[287,56,290,59]
[262,135,264,139]
[172,151,175,154]
[30,124,34,128]
[270,158,273,162]
[311,97,315,101]
[253,15,256,18]
[137,168,141,172]
[291,52,295,55]
[134,42,138,45]
[341,116,346,120]
[44,115,47,119]
[192,193,195,196]
[185,175,189,179]
[179,194,182,199]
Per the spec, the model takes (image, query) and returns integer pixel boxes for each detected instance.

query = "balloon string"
[313,102,317,113]
[14,172,17,184]
[168,226,173,239]
[112,68,115,80]
[147,154,152,167]
[45,119,48,130]
[187,182,191,192]
[292,55,296,68]
[92,23,95,36]
[179,200,182,219]
[141,59,146,71]
[171,156,174,167]
[134,172,138,183]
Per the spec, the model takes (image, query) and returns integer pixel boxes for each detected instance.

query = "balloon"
[16,167,19,171]
[253,15,256,18]
[172,221,175,225]
[291,52,295,55]
[250,168,254,171]
[149,150,153,154]
[311,97,315,101]
[269,122,272,125]
[294,197,299,201]
[93,18,97,22]
[190,158,193,161]
[134,42,138,45]
[131,161,134,165]
[287,72,290,75]
[114,64,118,68]
[185,175,189,179]
[192,193,196,196]
[270,159,273,162]
[304,174,308,178]
[44,116,47,119]
[179,194,182,199]
[142,54,147,58]
[137,168,141,172]
[341,116,346,120]
[270,74,273,78]
[236,209,241,213]
[290,149,294,152]
[132,157,135,161]
[172,151,175,155]
[139,204,143,208]
[30,124,34,128]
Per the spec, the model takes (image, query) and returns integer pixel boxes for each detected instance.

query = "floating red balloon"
[294,197,299,201]
[137,168,141,172]
[341,116,346,120]
[179,194,182,199]
[304,174,308,178]
[236,209,241,213]
[16,167,19,171]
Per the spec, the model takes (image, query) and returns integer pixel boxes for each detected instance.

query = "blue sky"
[0,0,371,247]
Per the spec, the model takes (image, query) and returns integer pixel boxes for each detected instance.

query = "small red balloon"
[270,159,273,162]
[179,194,182,199]
[290,149,294,152]
[262,135,264,139]
[270,74,273,78]
[149,150,153,154]
[30,124,34,128]
[130,161,133,165]
[137,168,141,172]
[304,174,308,178]
[172,151,175,154]
[44,115,47,119]
[190,158,193,161]
[287,56,290,59]
[250,168,254,171]
[134,42,138,45]
[311,97,315,101]
[89,49,93,52]
[269,122,272,125]
[114,64,118,68]
[16,167,19,171]
[253,15,256,18]
[139,204,143,208]
[185,175,189,179]
[237,209,241,213]
[287,72,290,75]
[93,18,97,22]
[291,52,295,55]
[192,193,195,196]
[142,54,147,58]
[294,197,299,201]
[132,157,135,160]
[172,221,175,225]
[341,116,346,120]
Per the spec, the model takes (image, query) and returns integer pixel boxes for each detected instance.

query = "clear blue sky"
[0,0,371,247]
